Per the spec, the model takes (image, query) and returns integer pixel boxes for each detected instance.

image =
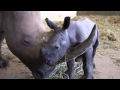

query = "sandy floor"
[0,44,120,79]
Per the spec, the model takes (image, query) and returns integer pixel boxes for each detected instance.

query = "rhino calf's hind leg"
[92,38,99,69]
[0,31,9,68]
[63,59,75,79]
[81,48,94,79]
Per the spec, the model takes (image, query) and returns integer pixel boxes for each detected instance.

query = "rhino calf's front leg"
[63,59,75,79]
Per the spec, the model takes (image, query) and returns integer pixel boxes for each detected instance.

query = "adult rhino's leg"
[63,59,75,79]
[0,30,9,68]
[81,48,94,79]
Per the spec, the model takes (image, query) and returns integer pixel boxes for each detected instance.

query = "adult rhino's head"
[2,11,56,79]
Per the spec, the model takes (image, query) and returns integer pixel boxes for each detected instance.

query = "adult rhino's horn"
[66,24,96,60]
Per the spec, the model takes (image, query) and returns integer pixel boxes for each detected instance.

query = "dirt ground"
[0,15,120,79]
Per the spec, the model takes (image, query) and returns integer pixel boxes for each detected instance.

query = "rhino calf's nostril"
[46,59,51,64]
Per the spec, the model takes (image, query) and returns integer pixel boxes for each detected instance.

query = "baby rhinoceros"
[41,16,99,79]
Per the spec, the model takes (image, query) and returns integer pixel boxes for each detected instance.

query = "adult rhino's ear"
[62,16,70,30]
[45,18,58,30]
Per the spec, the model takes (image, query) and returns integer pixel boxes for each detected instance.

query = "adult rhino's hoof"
[81,75,94,79]
[0,56,9,68]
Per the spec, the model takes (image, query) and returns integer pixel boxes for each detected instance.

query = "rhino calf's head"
[40,17,71,66]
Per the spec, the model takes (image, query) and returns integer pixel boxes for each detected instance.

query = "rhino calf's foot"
[63,60,75,79]
[0,56,9,68]
[63,70,75,79]
[81,74,94,79]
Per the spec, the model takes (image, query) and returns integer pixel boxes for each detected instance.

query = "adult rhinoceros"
[0,11,97,79]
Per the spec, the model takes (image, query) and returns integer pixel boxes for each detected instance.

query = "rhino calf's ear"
[45,18,58,30]
[63,16,70,30]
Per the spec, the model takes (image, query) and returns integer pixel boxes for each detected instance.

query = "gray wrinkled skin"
[41,17,99,79]
[0,11,55,79]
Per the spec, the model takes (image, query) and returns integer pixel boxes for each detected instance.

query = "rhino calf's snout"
[45,59,56,66]
[41,56,54,66]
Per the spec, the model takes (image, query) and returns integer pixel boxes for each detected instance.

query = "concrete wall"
[77,11,120,15]
[40,11,120,22]
[40,11,77,21]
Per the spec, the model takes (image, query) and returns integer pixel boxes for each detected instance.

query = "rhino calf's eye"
[54,46,60,50]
